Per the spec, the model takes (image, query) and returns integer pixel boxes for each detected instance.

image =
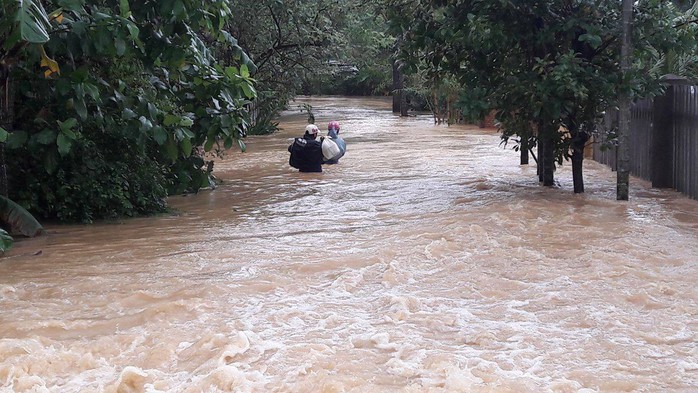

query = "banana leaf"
[0,196,43,237]
[0,228,12,252]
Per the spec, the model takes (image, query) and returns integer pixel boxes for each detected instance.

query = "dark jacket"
[288,133,324,172]
[323,129,346,165]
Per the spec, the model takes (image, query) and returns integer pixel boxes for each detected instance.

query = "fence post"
[651,82,675,188]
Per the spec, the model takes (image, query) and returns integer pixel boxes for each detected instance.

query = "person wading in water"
[323,120,346,165]
[288,124,324,172]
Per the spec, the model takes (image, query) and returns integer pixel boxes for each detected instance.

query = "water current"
[1,97,697,392]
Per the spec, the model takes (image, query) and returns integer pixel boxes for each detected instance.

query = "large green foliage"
[1,0,256,222]
[0,195,43,237]
[320,6,394,96]
[391,0,695,189]
[227,0,396,128]
[227,0,341,119]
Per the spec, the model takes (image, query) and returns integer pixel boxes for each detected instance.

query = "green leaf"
[224,137,233,149]
[237,139,246,152]
[180,117,194,127]
[147,103,159,119]
[225,66,239,79]
[164,114,179,126]
[203,137,215,152]
[578,33,602,49]
[0,229,13,252]
[200,174,212,189]
[35,129,56,145]
[240,64,249,78]
[58,118,78,131]
[119,0,130,17]
[57,0,84,12]
[56,133,72,156]
[122,108,137,120]
[0,195,43,237]
[180,138,192,157]
[61,127,77,140]
[220,30,238,46]
[241,82,255,99]
[18,0,51,43]
[181,128,194,139]
[173,0,185,18]
[75,98,87,119]
[126,22,139,40]
[153,126,167,145]
[115,38,126,56]
[6,131,28,149]
[44,149,58,174]
[0,127,8,143]
[56,78,71,95]
[165,138,178,162]
[44,149,57,173]
[220,114,232,128]
[138,116,153,131]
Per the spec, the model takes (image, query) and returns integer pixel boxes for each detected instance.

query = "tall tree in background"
[227,0,342,132]
[228,0,397,131]
[617,0,634,200]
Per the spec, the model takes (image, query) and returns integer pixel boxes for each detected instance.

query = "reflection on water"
[1,96,697,392]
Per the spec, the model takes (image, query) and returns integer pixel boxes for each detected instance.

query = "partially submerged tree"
[617,0,634,200]
[391,0,694,193]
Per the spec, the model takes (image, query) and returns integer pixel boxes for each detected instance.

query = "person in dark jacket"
[323,120,346,165]
[288,124,324,172]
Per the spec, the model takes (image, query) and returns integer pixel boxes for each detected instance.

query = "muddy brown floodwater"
[1,96,697,393]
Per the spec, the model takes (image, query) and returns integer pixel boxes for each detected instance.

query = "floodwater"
[1,96,697,393]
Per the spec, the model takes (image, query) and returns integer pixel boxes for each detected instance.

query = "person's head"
[305,124,319,138]
[328,121,340,134]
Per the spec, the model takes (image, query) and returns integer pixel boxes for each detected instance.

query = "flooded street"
[1,96,697,392]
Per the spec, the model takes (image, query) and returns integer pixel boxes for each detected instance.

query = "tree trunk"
[570,122,590,193]
[617,0,633,200]
[0,65,12,197]
[446,97,451,123]
[537,129,544,182]
[536,120,555,185]
[433,92,441,124]
[542,135,555,186]
[392,59,402,114]
[400,72,408,117]
[571,148,584,193]
[520,137,529,165]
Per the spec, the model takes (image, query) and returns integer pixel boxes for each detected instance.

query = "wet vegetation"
[0,0,697,248]
[392,0,698,193]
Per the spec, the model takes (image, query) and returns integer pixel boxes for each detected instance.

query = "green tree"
[392,0,693,193]
[227,0,398,130]
[617,0,634,200]
[1,0,256,222]
[227,0,343,131]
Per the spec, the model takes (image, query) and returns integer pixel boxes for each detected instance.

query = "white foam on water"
[1,97,698,391]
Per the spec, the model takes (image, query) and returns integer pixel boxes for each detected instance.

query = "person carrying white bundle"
[321,135,341,161]
[321,120,346,164]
